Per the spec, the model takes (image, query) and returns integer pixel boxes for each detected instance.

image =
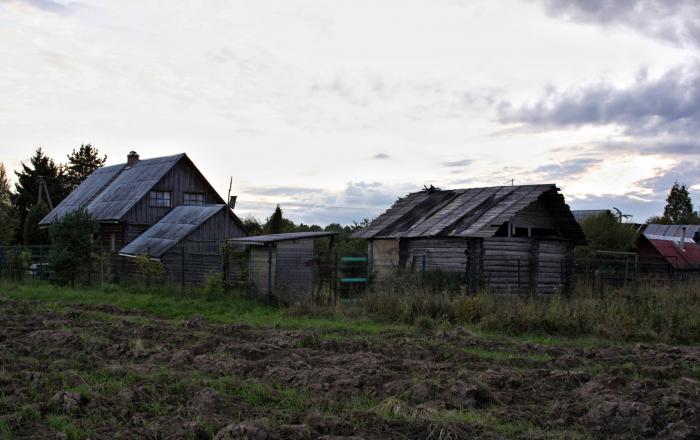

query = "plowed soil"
[1,297,698,439]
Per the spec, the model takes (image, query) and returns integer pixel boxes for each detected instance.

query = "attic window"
[150,191,171,207]
[184,192,205,206]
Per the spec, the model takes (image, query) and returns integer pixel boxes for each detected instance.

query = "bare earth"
[1,297,699,439]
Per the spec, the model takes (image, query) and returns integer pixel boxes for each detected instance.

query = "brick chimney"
[127,151,139,167]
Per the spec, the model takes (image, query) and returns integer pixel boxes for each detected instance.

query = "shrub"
[134,255,165,287]
[203,272,225,299]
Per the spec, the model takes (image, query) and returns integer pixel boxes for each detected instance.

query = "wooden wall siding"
[536,240,573,293]
[123,159,219,226]
[97,224,124,252]
[370,239,400,278]
[124,225,149,246]
[480,237,573,294]
[510,200,557,230]
[249,246,276,297]
[184,209,245,242]
[400,238,467,272]
[274,240,315,304]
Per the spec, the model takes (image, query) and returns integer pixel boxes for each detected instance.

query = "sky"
[1,0,699,225]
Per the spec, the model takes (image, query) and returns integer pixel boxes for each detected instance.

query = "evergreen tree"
[0,163,15,245]
[662,182,699,224]
[264,205,295,234]
[48,208,99,287]
[12,148,70,244]
[23,202,50,245]
[65,144,106,190]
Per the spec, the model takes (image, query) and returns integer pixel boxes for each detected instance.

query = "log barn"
[352,184,586,294]
[40,151,246,283]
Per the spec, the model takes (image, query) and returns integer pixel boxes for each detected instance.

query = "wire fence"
[3,245,700,299]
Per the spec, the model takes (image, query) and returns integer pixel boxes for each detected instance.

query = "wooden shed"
[351,184,587,294]
[228,232,338,304]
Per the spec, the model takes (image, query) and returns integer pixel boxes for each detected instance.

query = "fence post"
[267,243,273,295]
[334,250,339,305]
[421,255,426,288]
[181,245,186,293]
[517,257,521,293]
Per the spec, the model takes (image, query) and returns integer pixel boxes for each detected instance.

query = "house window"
[184,192,205,205]
[150,191,171,207]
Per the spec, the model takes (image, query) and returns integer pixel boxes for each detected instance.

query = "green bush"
[134,255,165,287]
[203,272,225,299]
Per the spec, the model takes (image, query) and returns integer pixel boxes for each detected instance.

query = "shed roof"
[645,237,700,270]
[228,231,338,245]
[40,154,185,224]
[643,224,700,240]
[119,205,225,258]
[351,184,585,243]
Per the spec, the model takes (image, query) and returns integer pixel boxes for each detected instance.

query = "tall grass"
[361,278,700,343]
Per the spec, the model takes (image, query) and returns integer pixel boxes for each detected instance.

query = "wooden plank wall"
[249,246,275,298]
[369,239,400,279]
[482,237,532,294]
[536,240,572,293]
[400,238,467,272]
[123,159,220,226]
[274,240,315,304]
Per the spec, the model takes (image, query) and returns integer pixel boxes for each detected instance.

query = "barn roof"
[228,231,338,246]
[119,205,225,258]
[351,184,585,243]
[40,154,185,224]
[644,236,700,270]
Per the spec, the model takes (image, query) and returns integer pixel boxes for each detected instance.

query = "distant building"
[352,184,586,294]
[637,224,700,271]
[571,209,612,223]
[40,152,246,283]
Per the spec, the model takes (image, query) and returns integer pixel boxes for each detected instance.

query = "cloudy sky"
[1,0,699,225]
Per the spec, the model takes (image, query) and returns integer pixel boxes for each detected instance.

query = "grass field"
[1,281,699,439]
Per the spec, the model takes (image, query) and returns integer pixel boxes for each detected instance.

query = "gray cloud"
[535,158,602,179]
[372,153,391,160]
[500,64,700,137]
[442,159,473,168]
[539,0,700,48]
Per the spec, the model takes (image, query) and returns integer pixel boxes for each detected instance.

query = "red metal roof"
[647,238,700,270]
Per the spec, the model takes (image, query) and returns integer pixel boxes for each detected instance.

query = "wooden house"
[40,151,246,282]
[228,232,337,304]
[351,184,586,294]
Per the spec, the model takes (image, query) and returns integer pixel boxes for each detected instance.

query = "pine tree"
[662,182,699,224]
[265,205,285,234]
[12,148,70,244]
[65,144,106,190]
[0,163,15,245]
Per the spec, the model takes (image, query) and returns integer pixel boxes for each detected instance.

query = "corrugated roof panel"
[119,204,223,258]
[647,239,700,270]
[39,164,124,225]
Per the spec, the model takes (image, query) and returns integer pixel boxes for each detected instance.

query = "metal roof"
[643,224,700,240]
[228,231,338,245]
[351,184,586,242]
[40,154,185,224]
[645,238,700,270]
[571,209,611,223]
[119,205,225,258]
